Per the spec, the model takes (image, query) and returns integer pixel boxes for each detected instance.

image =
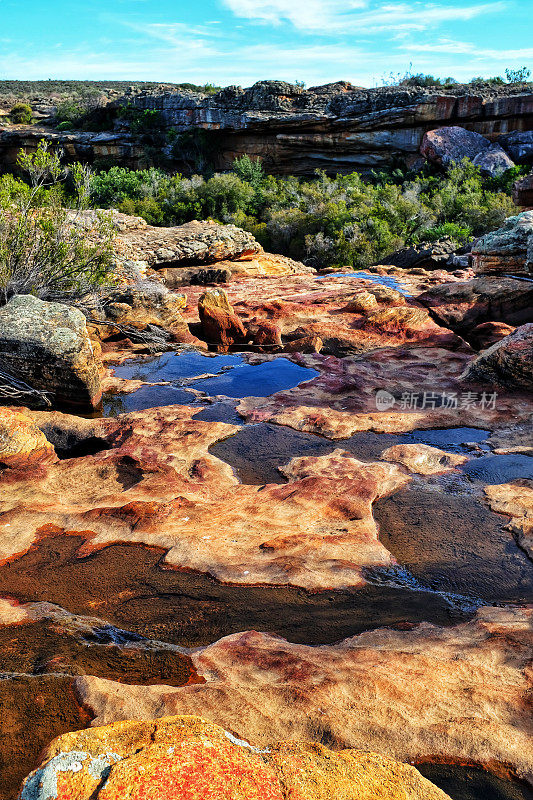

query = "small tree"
[0,141,115,305]
[232,154,265,189]
[9,102,33,124]
[505,66,531,83]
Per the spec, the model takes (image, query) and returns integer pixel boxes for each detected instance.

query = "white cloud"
[222,0,506,33]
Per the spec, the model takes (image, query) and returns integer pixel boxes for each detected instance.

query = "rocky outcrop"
[471,210,533,275]
[465,323,533,389]
[421,126,515,175]
[0,408,57,468]
[2,83,532,176]
[159,252,314,288]
[198,288,248,351]
[382,238,459,271]
[73,608,533,786]
[0,295,102,409]
[113,219,260,269]
[469,321,516,350]
[381,443,467,474]
[418,276,533,332]
[19,715,451,800]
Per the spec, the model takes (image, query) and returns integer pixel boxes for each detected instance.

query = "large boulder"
[418,276,533,333]
[465,322,533,390]
[421,126,491,167]
[471,210,533,275]
[0,295,102,409]
[18,715,451,800]
[472,142,515,176]
[381,238,458,271]
[198,288,247,351]
[113,219,261,269]
[498,130,533,165]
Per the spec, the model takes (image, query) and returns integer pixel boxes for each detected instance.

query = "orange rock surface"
[75,607,533,787]
[0,408,57,469]
[19,715,451,800]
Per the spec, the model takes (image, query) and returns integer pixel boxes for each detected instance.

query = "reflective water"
[315,270,409,294]
[103,352,318,416]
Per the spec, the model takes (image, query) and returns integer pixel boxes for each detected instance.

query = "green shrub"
[56,121,74,131]
[505,67,531,83]
[9,103,33,124]
[0,141,114,303]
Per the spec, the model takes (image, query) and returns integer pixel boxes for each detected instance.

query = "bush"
[9,103,33,124]
[505,67,531,83]
[0,141,114,304]
[56,121,74,131]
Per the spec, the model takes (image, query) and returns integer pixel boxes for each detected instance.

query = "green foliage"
[56,120,74,131]
[9,103,33,124]
[505,66,531,83]
[117,105,163,134]
[470,75,505,86]
[89,157,515,269]
[0,141,114,304]
[55,99,84,126]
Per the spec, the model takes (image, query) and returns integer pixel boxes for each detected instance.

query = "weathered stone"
[0,408,57,469]
[469,321,516,350]
[465,323,533,389]
[0,295,101,409]
[472,142,515,176]
[418,276,533,332]
[74,608,533,787]
[381,443,468,474]
[344,290,379,313]
[471,210,533,276]
[499,130,533,164]
[382,238,459,271]
[19,715,451,800]
[198,288,248,351]
[485,480,533,557]
[420,126,491,167]
[513,171,533,207]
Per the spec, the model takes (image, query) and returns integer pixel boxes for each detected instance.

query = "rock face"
[73,608,533,786]
[471,142,515,176]
[198,288,248,351]
[469,321,516,350]
[465,323,533,389]
[418,276,533,333]
[2,83,532,176]
[485,480,533,557]
[0,295,102,409]
[0,408,57,468]
[19,715,451,800]
[471,210,533,275]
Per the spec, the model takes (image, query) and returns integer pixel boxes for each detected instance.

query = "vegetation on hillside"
[90,156,520,268]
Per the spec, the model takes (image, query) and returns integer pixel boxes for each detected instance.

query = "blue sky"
[0,0,531,87]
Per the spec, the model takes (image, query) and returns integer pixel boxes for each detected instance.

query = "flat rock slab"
[74,608,533,788]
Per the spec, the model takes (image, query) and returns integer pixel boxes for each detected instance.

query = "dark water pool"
[417,764,533,800]
[315,271,409,294]
[461,454,533,485]
[103,352,318,416]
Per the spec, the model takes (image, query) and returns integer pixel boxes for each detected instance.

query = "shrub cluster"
[90,156,518,268]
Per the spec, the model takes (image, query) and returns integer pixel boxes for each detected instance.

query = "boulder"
[464,322,533,390]
[344,290,379,313]
[469,321,516,350]
[472,142,515,176]
[381,238,458,271]
[198,288,248,351]
[498,130,533,165]
[0,295,102,409]
[113,219,261,269]
[18,715,451,800]
[513,171,533,207]
[0,408,57,469]
[418,276,533,333]
[471,210,533,275]
[421,126,491,167]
